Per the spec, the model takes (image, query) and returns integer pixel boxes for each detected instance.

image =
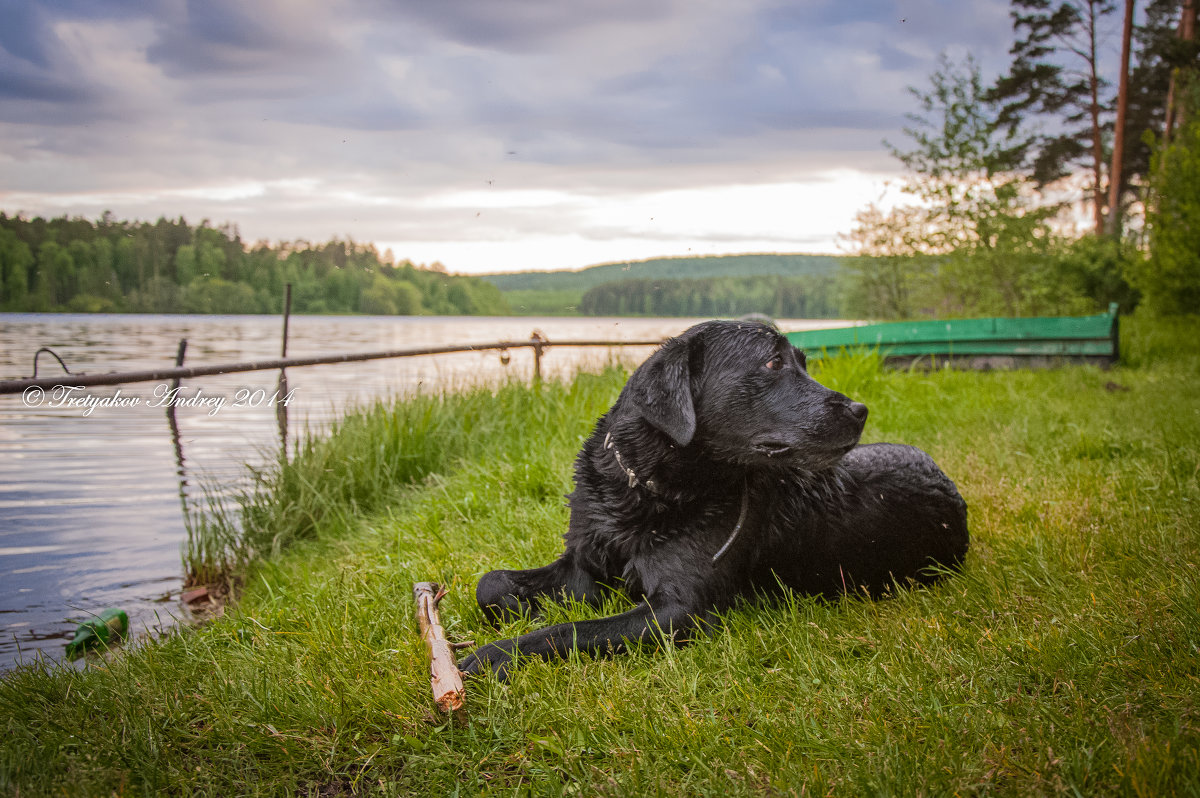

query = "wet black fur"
[459,320,969,679]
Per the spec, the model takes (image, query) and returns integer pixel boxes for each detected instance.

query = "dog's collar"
[711,480,750,563]
[603,431,749,562]
[603,431,660,493]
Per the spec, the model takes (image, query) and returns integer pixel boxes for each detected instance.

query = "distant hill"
[480,253,843,293]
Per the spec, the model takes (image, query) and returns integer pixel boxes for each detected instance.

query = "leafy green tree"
[847,56,1074,319]
[1132,80,1200,314]
[34,241,76,309]
[196,239,227,282]
[322,267,361,311]
[1051,234,1141,310]
[131,275,181,313]
[180,277,261,314]
[391,281,423,315]
[175,244,198,286]
[0,227,33,308]
[113,236,139,294]
[839,203,941,319]
[360,275,402,315]
[90,237,119,302]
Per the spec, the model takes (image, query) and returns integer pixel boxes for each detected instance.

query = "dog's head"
[621,320,867,471]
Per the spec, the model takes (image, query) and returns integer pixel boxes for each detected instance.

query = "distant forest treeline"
[0,214,850,319]
[482,252,840,292]
[486,252,845,317]
[0,213,508,316]
[579,275,839,318]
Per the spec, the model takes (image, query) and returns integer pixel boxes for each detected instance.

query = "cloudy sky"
[1,0,1019,273]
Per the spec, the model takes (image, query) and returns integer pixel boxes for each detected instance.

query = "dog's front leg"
[476,554,604,627]
[458,601,702,681]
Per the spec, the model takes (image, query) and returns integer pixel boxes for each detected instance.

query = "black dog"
[459,320,968,679]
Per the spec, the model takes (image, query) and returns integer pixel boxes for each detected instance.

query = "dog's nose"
[848,402,868,424]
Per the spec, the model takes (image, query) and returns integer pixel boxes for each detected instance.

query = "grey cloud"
[0,0,1022,268]
[0,3,103,121]
[0,65,91,105]
[145,0,343,75]
[1,0,1015,149]
[0,2,56,68]
[386,0,682,52]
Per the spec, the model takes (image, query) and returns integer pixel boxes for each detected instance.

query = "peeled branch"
[412,582,467,713]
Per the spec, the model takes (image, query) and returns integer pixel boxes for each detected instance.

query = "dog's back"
[757,443,969,598]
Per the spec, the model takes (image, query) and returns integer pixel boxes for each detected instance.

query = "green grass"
[3,316,1199,796]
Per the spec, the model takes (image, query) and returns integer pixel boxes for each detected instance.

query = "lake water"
[0,313,850,672]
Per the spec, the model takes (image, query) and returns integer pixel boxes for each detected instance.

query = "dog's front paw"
[480,598,526,629]
[476,570,539,629]
[458,640,517,681]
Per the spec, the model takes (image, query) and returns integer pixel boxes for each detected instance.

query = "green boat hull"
[786,304,1119,369]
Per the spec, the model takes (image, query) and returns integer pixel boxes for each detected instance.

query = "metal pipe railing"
[0,335,665,395]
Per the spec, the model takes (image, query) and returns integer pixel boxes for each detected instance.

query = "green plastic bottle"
[65,608,129,660]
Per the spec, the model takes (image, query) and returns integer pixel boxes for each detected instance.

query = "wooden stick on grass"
[412,582,467,713]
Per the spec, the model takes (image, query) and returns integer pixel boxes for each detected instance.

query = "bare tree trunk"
[1164,0,1197,145]
[1182,0,1197,130]
[1087,1,1107,235]
[1107,0,1136,237]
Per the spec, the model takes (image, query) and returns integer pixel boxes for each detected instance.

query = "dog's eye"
[765,355,783,371]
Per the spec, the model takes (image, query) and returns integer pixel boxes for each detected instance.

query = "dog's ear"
[625,336,696,447]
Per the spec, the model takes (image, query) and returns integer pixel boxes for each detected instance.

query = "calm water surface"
[0,313,848,672]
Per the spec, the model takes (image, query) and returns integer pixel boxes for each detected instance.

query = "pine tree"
[1121,0,1199,212]
[989,0,1120,233]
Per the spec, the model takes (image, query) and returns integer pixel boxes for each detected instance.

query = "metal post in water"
[278,284,292,460]
[170,338,188,394]
[276,369,289,463]
[530,331,546,383]
[166,338,189,514]
[281,283,292,358]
